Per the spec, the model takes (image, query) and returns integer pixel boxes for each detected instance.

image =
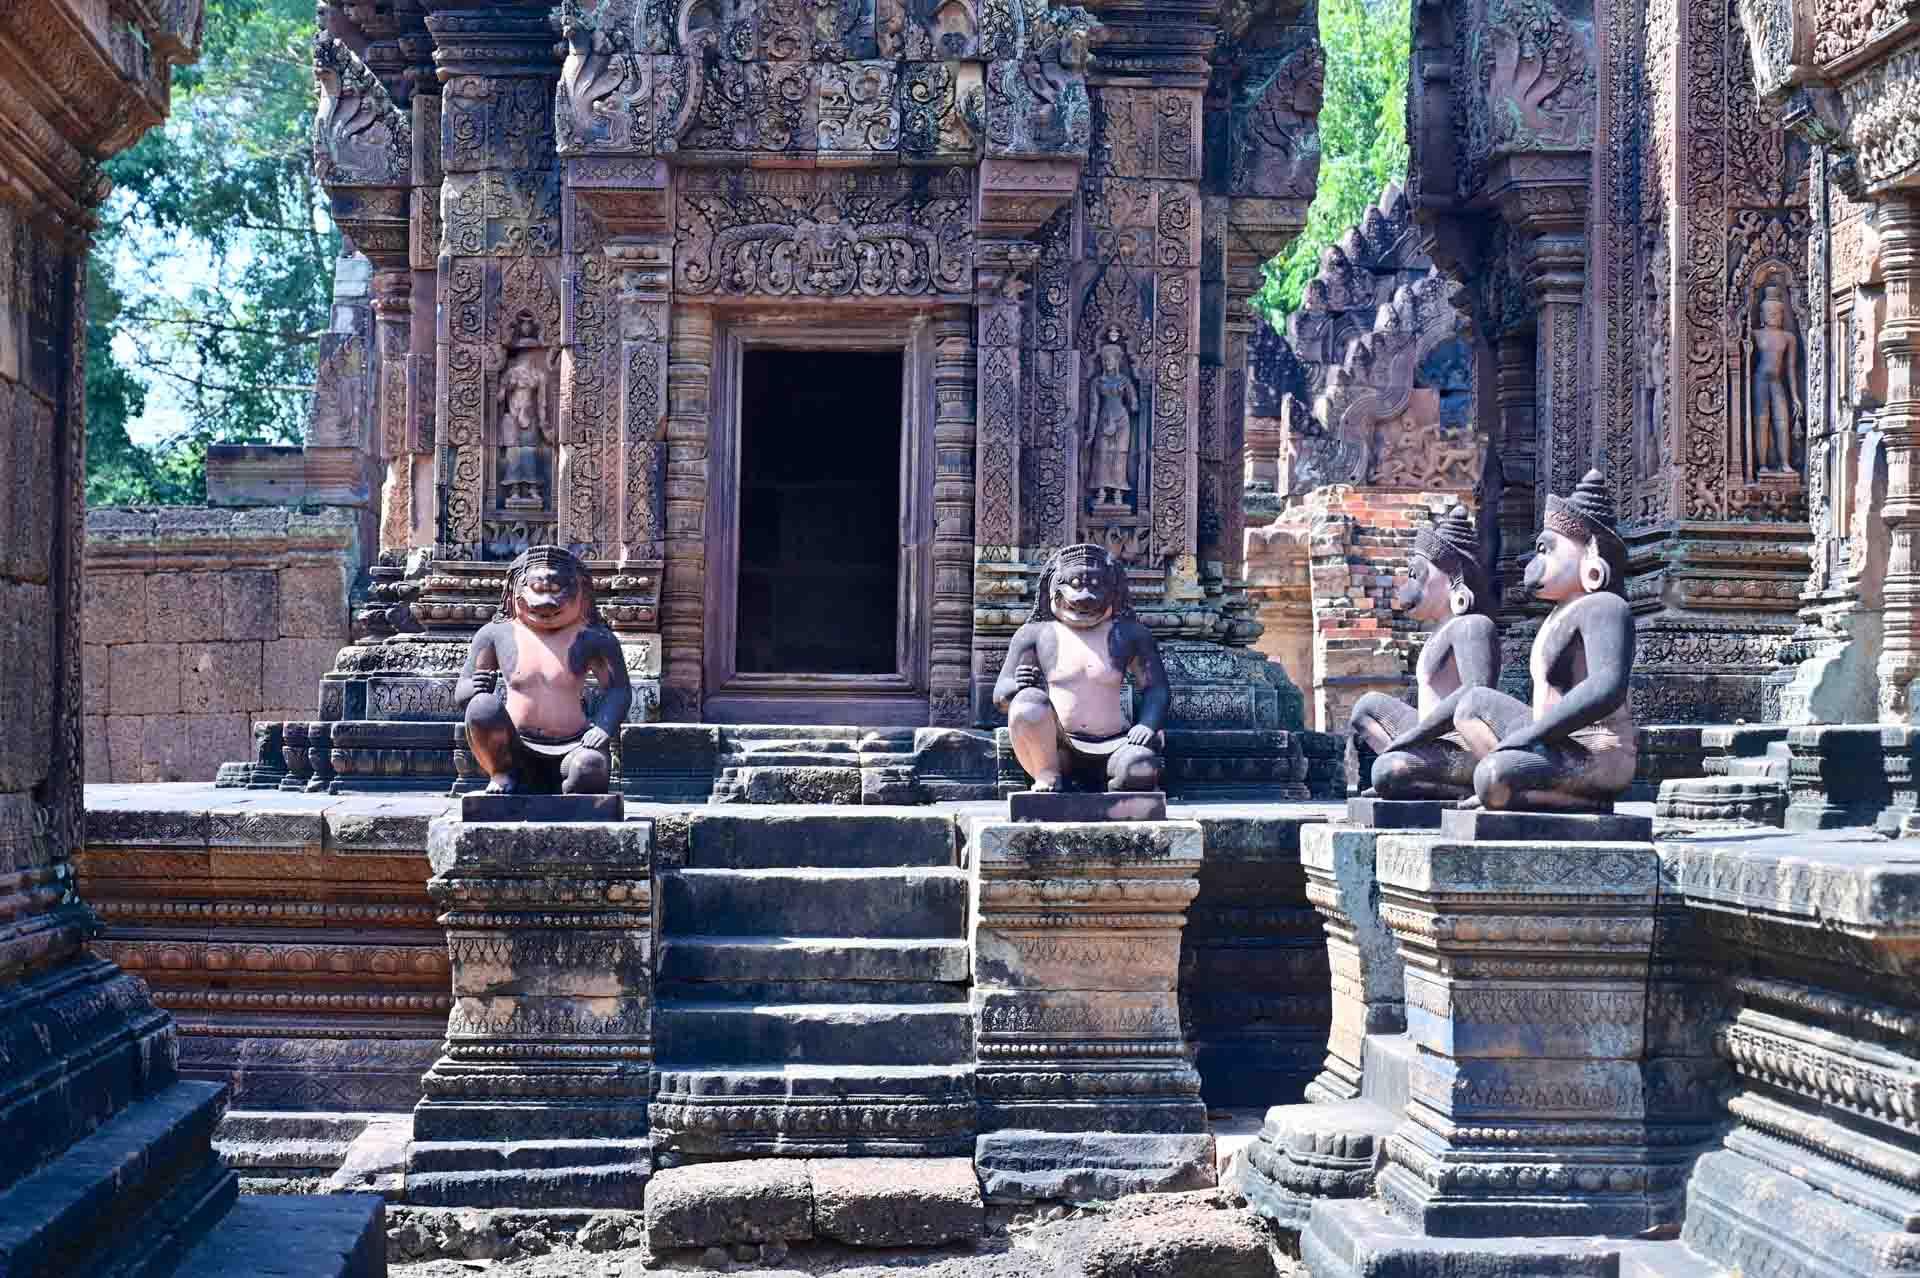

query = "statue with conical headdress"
[1349,504,1500,800]
[1450,469,1637,812]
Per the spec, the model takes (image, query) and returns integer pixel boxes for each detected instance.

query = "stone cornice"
[0,0,204,222]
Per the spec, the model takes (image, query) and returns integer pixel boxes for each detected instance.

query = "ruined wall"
[83,508,359,782]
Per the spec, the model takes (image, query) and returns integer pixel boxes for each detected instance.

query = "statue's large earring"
[1449,577,1474,616]
[1580,542,1611,593]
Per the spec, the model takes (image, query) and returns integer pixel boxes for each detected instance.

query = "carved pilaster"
[1875,194,1920,719]
[661,305,714,722]
[373,268,415,551]
[1491,330,1539,606]
[931,306,978,728]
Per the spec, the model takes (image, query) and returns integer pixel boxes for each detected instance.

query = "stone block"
[808,1157,982,1247]
[1301,1198,1622,1278]
[974,1132,1216,1203]
[1301,823,1404,1103]
[459,793,625,822]
[82,643,108,716]
[1347,796,1444,829]
[83,715,110,783]
[221,571,280,640]
[83,571,147,644]
[645,1161,812,1250]
[110,643,180,715]
[147,571,223,641]
[105,715,144,783]
[262,638,339,714]
[142,713,252,783]
[620,724,720,800]
[1655,777,1785,829]
[1009,790,1168,821]
[1438,807,1653,843]
[180,642,263,713]
[278,565,348,640]
[1232,1099,1397,1229]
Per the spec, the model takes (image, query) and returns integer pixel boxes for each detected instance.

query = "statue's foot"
[1360,788,1378,799]
[1030,774,1063,792]
[484,772,520,795]
[1455,795,1482,810]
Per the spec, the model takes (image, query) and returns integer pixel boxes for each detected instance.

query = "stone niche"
[282,0,1328,799]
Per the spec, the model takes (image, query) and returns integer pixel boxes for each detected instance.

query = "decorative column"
[1490,329,1538,620]
[372,266,415,549]
[969,818,1212,1202]
[660,305,714,722]
[930,305,978,727]
[1876,195,1920,720]
[408,817,654,1207]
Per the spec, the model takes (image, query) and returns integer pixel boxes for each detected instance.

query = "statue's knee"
[464,692,511,735]
[1109,745,1161,792]
[1008,687,1053,727]
[564,748,611,794]
[1371,751,1414,795]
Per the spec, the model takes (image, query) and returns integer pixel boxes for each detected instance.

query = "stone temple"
[12,0,1920,1272]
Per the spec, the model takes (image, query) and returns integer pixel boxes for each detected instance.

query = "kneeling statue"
[1451,469,1637,811]
[1349,504,1499,800]
[993,543,1167,792]
[455,545,632,795]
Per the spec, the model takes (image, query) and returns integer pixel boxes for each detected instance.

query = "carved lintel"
[569,160,670,237]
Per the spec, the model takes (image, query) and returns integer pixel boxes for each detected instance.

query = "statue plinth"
[1345,795,1445,829]
[459,792,625,822]
[1008,789,1167,822]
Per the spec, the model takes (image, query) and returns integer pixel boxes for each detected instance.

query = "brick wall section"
[83,507,361,782]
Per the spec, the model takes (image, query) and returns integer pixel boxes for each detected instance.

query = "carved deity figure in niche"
[993,544,1167,793]
[496,310,558,510]
[1348,506,1500,800]
[456,546,632,795]
[1749,280,1803,477]
[1085,328,1139,511]
[1451,470,1637,812]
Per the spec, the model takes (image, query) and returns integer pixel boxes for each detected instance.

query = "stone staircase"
[649,811,976,1162]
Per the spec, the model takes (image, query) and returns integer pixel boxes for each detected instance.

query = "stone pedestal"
[1008,790,1168,822]
[408,819,654,1208]
[1345,797,1444,829]
[1326,833,1688,1242]
[1784,723,1920,833]
[1655,777,1786,830]
[968,820,1213,1202]
[1231,822,1406,1226]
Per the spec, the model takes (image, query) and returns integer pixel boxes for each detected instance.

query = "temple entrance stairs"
[649,811,976,1161]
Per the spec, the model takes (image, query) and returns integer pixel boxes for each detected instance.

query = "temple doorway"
[706,326,931,726]
[737,348,902,674]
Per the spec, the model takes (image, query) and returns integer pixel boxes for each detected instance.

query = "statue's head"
[1760,282,1788,330]
[1098,329,1125,375]
[1030,543,1132,629]
[1531,468,1628,602]
[498,545,598,630]
[1398,504,1491,621]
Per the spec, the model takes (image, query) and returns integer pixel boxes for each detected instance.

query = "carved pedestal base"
[1336,833,1693,1241]
[408,819,654,1208]
[1785,724,1920,833]
[968,819,1212,1202]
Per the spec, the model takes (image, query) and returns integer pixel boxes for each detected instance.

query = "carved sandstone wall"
[82,507,360,782]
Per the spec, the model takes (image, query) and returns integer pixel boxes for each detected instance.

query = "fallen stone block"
[646,1160,813,1250]
[808,1157,983,1247]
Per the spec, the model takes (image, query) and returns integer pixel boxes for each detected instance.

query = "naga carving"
[313,34,410,188]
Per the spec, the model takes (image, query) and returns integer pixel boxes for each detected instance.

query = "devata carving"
[494,310,559,510]
[1453,470,1638,811]
[1746,279,1804,477]
[1350,506,1500,800]
[993,544,1167,793]
[1085,327,1139,512]
[455,546,634,794]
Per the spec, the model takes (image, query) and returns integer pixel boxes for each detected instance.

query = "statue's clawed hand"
[581,725,612,753]
[471,669,501,695]
[1014,664,1046,691]
[1125,723,1156,748]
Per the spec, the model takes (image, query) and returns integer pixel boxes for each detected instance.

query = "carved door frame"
[703,311,936,725]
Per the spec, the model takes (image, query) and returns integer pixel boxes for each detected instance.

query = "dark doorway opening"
[737,348,902,675]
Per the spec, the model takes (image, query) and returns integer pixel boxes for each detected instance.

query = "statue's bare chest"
[1042,620,1123,687]
[506,621,585,688]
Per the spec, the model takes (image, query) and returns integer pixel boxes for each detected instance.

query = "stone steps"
[682,810,958,869]
[656,1002,974,1066]
[660,867,967,938]
[653,809,975,1160]
[0,1079,382,1278]
[659,936,970,984]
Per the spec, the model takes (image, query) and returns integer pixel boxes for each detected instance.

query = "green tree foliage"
[85,0,338,504]
[1254,0,1410,323]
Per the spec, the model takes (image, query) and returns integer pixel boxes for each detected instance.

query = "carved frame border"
[702,313,936,725]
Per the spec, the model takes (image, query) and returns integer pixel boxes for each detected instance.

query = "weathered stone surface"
[222,571,280,641]
[645,1161,812,1250]
[808,1157,983,1247]
[1298,822,1402,1103]
[1303,1198,1622,1277]
[110,643,180,715]
[1655,777,1786,829]
[458,792,625,822]
[181,642,264,713]
[262,638,340,714]
[83,572,147,644]
[1346,796,1444,829]
[278,565,350,640]
[974,1133,1217,1202]
[1034,1190,1282,1278]
[1009,790,1169,822]
[147,571,224,642]
[1231,1098,1396,1228]
[1438,806,1654,843]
